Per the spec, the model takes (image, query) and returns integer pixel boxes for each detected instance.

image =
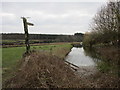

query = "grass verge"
[2,44,87,88]
[2,43,72,83]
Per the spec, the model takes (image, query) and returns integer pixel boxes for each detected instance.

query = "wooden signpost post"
[21,17,34,54]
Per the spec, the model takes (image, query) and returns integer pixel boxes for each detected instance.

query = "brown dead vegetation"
[88,46,120,88]
[3,51,84,88]
[80,71,119,88]
[98,46,119,62]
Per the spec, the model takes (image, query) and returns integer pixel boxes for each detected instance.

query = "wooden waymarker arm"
[27,22,34,26]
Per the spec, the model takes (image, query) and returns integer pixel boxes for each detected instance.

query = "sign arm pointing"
[27,22,34,26]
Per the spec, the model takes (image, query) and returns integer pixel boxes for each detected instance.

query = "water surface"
[65,47,100,77]
[65,47,97,67]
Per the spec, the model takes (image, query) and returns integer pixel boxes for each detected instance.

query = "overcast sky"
[1,1,107,35]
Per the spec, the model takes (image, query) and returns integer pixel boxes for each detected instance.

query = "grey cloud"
[2,2,106,34]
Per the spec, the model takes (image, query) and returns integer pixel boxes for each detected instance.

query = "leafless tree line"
[83,0,120,47]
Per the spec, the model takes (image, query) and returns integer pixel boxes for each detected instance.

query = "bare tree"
[86,1,120,46]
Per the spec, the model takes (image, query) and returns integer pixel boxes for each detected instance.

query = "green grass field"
[2,43,72,82]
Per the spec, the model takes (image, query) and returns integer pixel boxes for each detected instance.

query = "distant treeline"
[2,33,84,42]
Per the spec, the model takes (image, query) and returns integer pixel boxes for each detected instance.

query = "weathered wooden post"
[21,17,34,54]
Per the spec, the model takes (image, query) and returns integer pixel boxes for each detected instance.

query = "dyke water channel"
[65,47,101,77]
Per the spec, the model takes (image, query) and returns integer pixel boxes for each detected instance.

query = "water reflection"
[83,47,101,63]
[65,47,98,67]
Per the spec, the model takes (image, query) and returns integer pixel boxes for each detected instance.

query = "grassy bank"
[95,46,119,87]
[83,45,119,75]
[3,44,86,88]
[95,46,119,88]
[96,46,119,75]
[2,43,72,82]
[82,46,119,88]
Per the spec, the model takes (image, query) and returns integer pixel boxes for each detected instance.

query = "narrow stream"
[65,47,100,77]
[66,47,97,66]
